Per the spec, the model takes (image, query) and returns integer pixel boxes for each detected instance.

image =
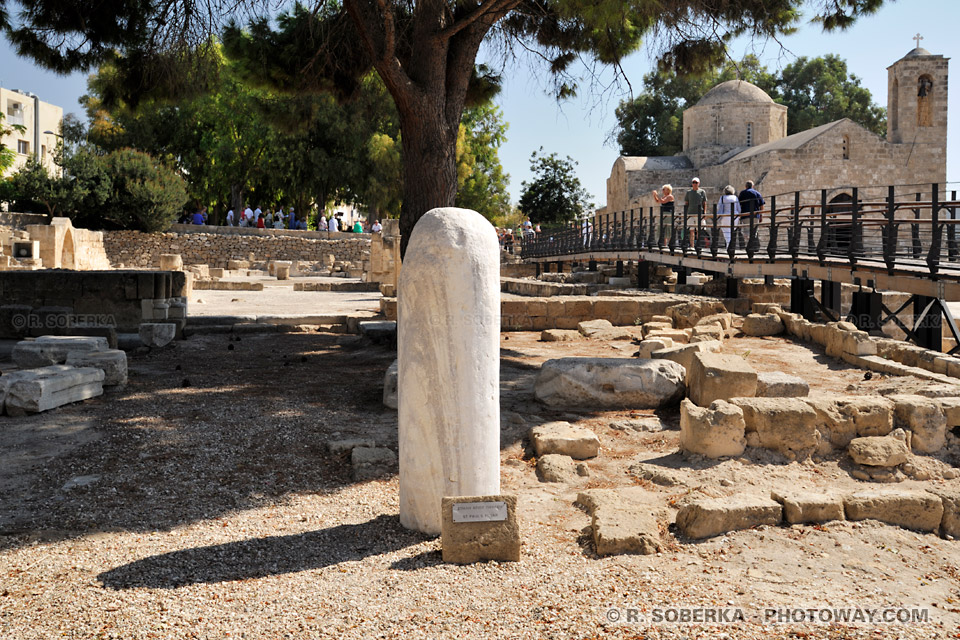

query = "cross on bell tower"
[914,33,923,48]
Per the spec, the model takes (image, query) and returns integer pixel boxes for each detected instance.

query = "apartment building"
[1,87,63,177]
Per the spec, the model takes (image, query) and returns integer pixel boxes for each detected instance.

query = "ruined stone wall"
[102,229,370,268]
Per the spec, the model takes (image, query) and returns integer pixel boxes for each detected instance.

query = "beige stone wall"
[102,229,370,269]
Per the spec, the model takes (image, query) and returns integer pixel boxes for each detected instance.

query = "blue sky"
[0,0,955,206]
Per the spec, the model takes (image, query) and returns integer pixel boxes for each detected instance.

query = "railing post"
[695,202,704,258]
[629,209,636,250]
[912,192,922,259]
[816,189,827,265]
[790,191,801,260]
[766,195,777,262]
[647,207,656,250]
[657,207,665,250]
[668,205,677,254]
[884,185,897,273]
[746,200,756,262]
[949,191,959,260]
[710,203,720,259]
[681,201,690,254]
[928,183,942,276]
[848,187,861,269]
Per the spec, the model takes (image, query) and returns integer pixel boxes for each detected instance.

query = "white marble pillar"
[398,207,501,534]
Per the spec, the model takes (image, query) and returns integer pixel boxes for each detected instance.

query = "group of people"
[223,205,305,229]
[497,217,542,253]
[652,178,765,249]
[185,205,383,233]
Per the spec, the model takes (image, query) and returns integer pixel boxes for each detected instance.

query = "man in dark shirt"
[738,181,765,251]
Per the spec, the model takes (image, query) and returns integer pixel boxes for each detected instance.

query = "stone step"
[3,365,105,415]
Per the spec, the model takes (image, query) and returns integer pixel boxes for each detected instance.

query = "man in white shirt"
[243,206,254,227]
[329,214,340,232]
[226,209,235,226]
[371,220,382,233]
[253,206,262,223]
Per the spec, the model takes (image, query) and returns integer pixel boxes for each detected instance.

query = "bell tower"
[887,37,949,146]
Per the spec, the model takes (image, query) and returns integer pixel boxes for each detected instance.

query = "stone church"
[601,46,949,215]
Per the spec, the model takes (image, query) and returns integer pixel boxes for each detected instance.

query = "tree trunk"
[398,102,459,256]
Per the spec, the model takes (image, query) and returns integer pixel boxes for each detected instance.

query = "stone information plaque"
[452,501,507,523]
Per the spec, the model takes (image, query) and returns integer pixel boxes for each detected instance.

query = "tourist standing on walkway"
[682,178,706,244]
[737,180,764,251]
[243,205,254,227]
[254,205,262,224]
[329,213,340,232]
[191,207,206,225]
[319,215,328,231]
[226,208,234,226]
[652,184,676,241]
[716,185,741,249]
[353,219,363,233]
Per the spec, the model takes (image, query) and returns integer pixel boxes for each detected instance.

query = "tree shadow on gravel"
[98,514,428,590]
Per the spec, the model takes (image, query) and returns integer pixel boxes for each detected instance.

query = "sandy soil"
[2,327,960,639]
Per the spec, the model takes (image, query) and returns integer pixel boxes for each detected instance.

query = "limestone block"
[826,325,877,358]
[139,323,177,348]
[666,300,727,329]
[576,488,665,556]
[939,397,960,427]
[741,313,784,337]
[730,397,820,460]
[650,315,672,324]
[927,489,960,538]
[756,371,809,398]
[771,490,845,524]
[641,321,673,337]
[651,341,722,383]
[634,338,673,359]
[536,454,589,483]
[359,321,397,345]
[697,313,733,332]
[351,446,398,480]
[327,438,376,454]
[848,431,910,467]
[675,495,783,539]
[691,324,724,342]
[534,358,685,409]
[540,329,583,342]
[4,365,105,416]
[398,208,500,535]
[843,490,943,533]
[441,495,520,563]
[383,359,398,410]
[13,336,109,368]
[645,328,690,344]
[529,422,600,459]
[679,398,746,458]
[578,319,614,337]
[65,349,128,386]
[159,254,183,270]
[688,353,757,407]
[890,394,946,454]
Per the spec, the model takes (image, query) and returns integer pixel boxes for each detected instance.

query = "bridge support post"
[536,262,541,277]
[850,290,882,332]
[914,295,943,352]
[555,261,563,273]
[637,261,650,289]
[616,260,624,278]
[821,280,842,319]
[764,275,774,286]
[676,267,687,285]
[588,259,597,272]
[790,278,817,321]
[725,276,739,299]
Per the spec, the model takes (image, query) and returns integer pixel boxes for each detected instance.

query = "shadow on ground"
[98,514,429,589]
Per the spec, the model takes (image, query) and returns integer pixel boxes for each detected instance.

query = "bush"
[101,149,188,232]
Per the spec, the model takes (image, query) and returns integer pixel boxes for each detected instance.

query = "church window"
[746,122,753,146]
[918,74,934,127]
[842,135,850,160]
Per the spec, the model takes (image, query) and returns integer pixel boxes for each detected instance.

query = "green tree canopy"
[2,0,889,254]
[518,148,592,225]
[614,53,886,157]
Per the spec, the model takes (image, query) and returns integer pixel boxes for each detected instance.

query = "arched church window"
[918,74,934,127]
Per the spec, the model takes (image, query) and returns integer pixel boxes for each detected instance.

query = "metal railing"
[520,182,960,278]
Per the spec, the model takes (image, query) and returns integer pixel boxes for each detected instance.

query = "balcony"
[7,111,25,126]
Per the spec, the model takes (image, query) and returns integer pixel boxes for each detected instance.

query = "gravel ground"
[2,329,960,639]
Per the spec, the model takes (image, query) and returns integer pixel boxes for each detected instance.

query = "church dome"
[696,80,774,106]
[904,46,932,58]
